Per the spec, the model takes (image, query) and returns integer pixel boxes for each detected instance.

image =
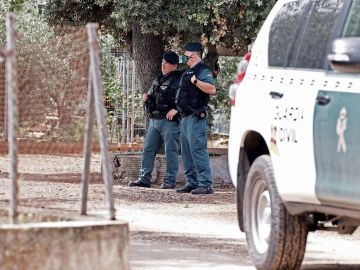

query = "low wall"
[112,152,232,187]
[0,209,129,270]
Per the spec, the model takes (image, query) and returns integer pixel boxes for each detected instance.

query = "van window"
[268,1,307,67]
[343,0,360,37]
[289,0,344,69]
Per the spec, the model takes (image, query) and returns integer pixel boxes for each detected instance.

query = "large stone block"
[0,210,129,270]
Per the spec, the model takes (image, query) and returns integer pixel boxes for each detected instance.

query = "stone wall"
[112,153,232,187]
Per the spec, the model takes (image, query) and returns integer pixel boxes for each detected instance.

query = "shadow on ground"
[302,264,360,270]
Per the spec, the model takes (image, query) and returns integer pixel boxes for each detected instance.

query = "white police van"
[228,0,360,269]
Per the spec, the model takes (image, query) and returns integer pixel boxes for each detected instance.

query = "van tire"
[243,155,308,270]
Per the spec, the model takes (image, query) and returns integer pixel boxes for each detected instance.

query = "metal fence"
[104,49,146,144]
[1,25,89,146]
[0,34,146,148]
[0,14,116,223]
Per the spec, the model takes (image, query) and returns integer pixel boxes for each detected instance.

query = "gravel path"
[1,154,360,269]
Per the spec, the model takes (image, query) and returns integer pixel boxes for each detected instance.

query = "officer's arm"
[191,75,216,95]
[191,69,216,95]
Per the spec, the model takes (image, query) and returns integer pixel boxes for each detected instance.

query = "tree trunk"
[132,22,164,93]
[204,42,220,77]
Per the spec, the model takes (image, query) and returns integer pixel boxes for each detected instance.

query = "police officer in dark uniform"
[129,52,182,189]
[175,42,216,195]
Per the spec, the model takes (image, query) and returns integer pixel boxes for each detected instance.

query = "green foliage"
[101,34,123,107]
[0,1,53,47]
[44,0,122,43]
[45,0,112,26]
[16,27,89,140]
[9,0,28,12]
[343,0,360,37]
[208,56,240,132]
[45,0,277,51]
[131,0,275,50]
[0,2,10,46]
[3,0,279,137]
[96,0,276,50]
[44,0,278,135]
[213,56,240,113]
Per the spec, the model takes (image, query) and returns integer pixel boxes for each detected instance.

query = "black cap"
[163,51,179,65]
[184,42,203,52]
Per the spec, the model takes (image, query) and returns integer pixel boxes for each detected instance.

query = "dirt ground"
[1,154,360,270]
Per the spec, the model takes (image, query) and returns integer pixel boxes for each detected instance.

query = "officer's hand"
[166,109,178,120]
[191,75,197,84]
[142,93,149,102]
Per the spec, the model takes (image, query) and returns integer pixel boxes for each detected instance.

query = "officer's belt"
[178,111,192,120]
[151,113,167,120]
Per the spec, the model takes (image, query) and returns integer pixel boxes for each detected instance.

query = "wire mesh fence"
[18,28,89,144]
[104,49,146,145]
[0,27,90,152]
[0,32,147,153]
[0,9,154,223]
[0,15,122,222]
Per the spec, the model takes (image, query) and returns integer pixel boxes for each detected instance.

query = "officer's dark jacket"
[175,62,211,116]
[146,70,182,118]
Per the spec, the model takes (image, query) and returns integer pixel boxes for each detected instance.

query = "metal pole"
[87,23,116,220]
[117,59,123,143]
[80,69,94,215]
[130,60,135,143]
[126,59,130,143]
[6,13,18,224]
[121,57,126,143]
[3,61,8,143]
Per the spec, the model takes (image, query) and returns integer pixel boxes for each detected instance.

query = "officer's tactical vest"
[147,71,181,117]
[175,62,210,115]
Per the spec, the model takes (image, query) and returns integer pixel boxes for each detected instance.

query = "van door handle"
[316,95,331,105]
[269,91,284,99]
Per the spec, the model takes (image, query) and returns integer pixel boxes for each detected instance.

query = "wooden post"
[80,69,94,215]
[87,23,115,220]
[6,13,18,224]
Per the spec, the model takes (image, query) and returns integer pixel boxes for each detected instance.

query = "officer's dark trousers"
[139,118,180,186]
[180,115,212,188]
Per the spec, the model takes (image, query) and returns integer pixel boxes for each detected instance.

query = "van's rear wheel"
[243,155,308,270]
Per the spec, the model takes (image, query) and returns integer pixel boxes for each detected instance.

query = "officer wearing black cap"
[175,42,216,195]
[129,51,182,189]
